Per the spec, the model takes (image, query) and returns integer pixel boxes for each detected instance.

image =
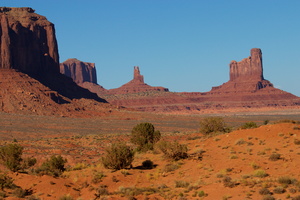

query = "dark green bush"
[0,144,23,172]
[36,155,67,177]
[131,122,161,151]
[199,117,230,135]
[142,160,154,169]
[241,122,258,129]
[101,143,134,170]
[156,141,188,161]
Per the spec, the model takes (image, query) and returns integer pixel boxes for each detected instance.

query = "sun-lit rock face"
[0,7,59,76]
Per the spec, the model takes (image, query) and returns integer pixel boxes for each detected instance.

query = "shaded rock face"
[0,7,59,76]
[60,58,97,84]
[108,66,169,94]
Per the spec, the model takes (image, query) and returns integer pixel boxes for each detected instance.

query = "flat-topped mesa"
[60,58,97,84]
[230,48,264,81]
[0,7,59,76]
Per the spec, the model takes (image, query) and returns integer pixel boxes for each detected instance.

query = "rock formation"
[60,58,97,84]
[0,7,109,116]
[104,48,300,113]
[0,7,59,76]
[108,66,169,94]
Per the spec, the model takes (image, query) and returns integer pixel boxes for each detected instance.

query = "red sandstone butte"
[0,7,59,76]
[108,66,169,94]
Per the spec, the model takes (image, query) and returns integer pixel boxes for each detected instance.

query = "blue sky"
[2,1,300,96]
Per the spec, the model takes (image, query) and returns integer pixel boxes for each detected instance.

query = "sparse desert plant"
[0,143,23,172]
[262,195,275,200]
[259,188,271,195]
[156,141,188,161]
[241,121,258,129]
[36,155,67,177]
[175,180,190,188]
[235,138,246,145]
[263,120,270,125]
[294,139,300,145]
[130,122,161,151]
[162,163,180,173]
[13,187,27,198]
[142,160,154,169]
[92,171,106,184]
[273,186,285,194]
[199,117,230,135]
[250,162,260,170]
[292,195,300,200]
[94,185,109,198]
[59,194,74,200]
[101,143,134,170]
[278,176,296,185]
[253,169,268,178]
[21,157,37,170]
[269,153,281,161]
[0,173,16,190]
[222,176,236,188]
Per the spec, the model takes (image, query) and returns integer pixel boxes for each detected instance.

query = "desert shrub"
[92,171,106,184]
[26,195,41,200]
[273,186,285,194]
[292,195,300,200]
[262,195,275,200]
[94,185,109,198]
[259,188,271,195]
[294,139,300,145]
[156,141,188,161]
[278,176,296,185]
[199,117,230,135]
[36,155,67,177]
[142,160,154,169]
[101,143,134,170]
[175,180,190,188]
[0,173,16,190]
[21,157,37,170]
[269,153,281,161]
[130,122,161,151]
[13,187,27,198]
[253,170,268,178]
[263,120,270,125]
[222,176,236,188]
[0,144,23,172]
[162,163,180,173]
[59,194,73,200]
[241,121,258,129]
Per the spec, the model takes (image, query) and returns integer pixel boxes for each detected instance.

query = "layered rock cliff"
[60,58,97,84]
[0,7,59,76]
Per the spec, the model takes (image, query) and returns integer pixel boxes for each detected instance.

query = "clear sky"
[2,1,300,96]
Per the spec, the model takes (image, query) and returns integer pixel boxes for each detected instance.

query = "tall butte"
[0,7,59,76]
[210,48,273,93]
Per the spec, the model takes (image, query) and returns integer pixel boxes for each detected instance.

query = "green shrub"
[0,144,23,172]
[253,170,268,178]
[13,187,27,198]
[175,180,190,188]
[37,155,67,177]
[259,188,271,195]
[262,195,275,200]
[92,171,106,184]
[199,117,230,135]
[156,141,188,161]
[273,186,285,194]
[131,122,161,151]
[241,122,258,129]
[278,176,296,185]
[21,157,37,170]
[142,160,154,169]
[101,143,134,170]
[59,194,73,200]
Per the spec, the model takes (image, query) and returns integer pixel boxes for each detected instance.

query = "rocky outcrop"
[210,48,273,93]
[60,58,97,84]
[0,7,59,76]
[230,48,263,81]
[108,66,169,94]
[104,49,300,113]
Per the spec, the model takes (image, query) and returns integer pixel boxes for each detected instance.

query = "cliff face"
[60,58,97,84]
[0,7,59,76]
